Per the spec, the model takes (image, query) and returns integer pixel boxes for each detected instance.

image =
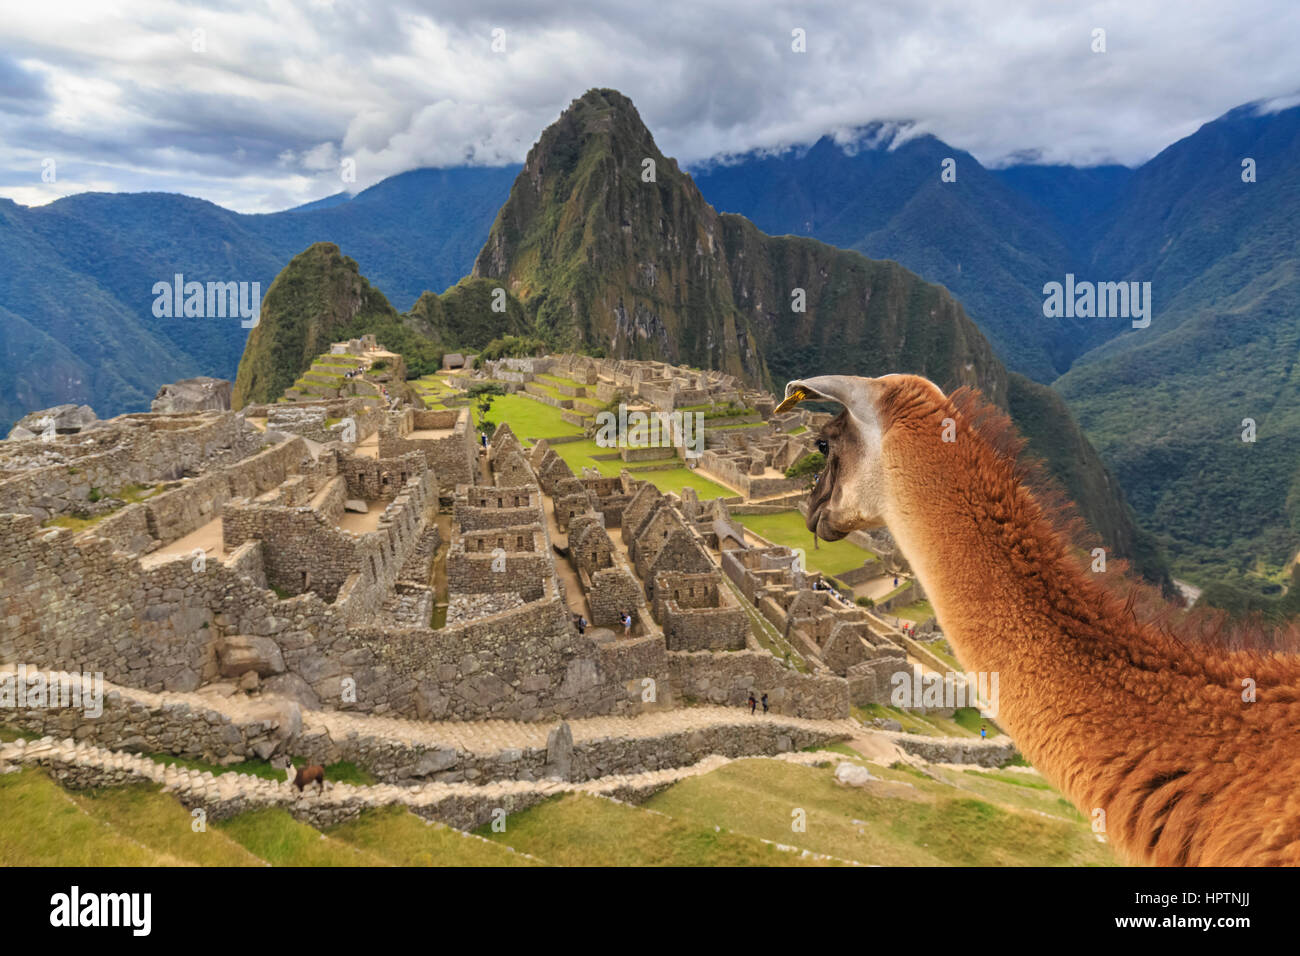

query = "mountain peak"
[521,87,667,182]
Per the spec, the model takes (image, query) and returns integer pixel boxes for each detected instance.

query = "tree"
[785,451,825,481]
[467,382,505,435]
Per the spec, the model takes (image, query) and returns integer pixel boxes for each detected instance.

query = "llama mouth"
[815,512,848,542]
[806,499,847,541]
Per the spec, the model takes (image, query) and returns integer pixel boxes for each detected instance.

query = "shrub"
[477,335,548,362]
[785,451,825,480]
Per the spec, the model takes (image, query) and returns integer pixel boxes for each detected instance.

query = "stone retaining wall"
[0,412,265,522]
[668,650,851,719]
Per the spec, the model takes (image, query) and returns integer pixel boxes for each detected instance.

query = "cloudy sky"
[2,0,1297,213]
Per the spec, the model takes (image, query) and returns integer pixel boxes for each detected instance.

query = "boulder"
[344,499,369,514]
[216,635,285,678]
[8,404,98,439]
[833,762,877,787]
[246,699,303,745]
[260,676,313,711]
[150,377,232,414]
[412,748,458,777]
[545,721,573,781]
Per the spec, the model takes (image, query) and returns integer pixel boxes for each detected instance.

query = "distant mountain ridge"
[0,165,519,428]
[239,88,1156,582]
[6,90,1299,597]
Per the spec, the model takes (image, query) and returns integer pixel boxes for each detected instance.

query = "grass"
[71,783,266,866]
[952,706,1002,738]
[641,468,735,500]
[526,426,735,499]
[141,752,375,786]
[739,510,876,576]
[0,768,178,866]
[536,372,588,390]
[488,393,583,442]
[41,483,165,532]
[328,805,541,866]
[913,635,962,670]
[893,600,935,623]
[476,792,838,866]
[646,758,1112,867]
[853,703,1001,739]
[965,769,1053,790]
[217,808,391,866]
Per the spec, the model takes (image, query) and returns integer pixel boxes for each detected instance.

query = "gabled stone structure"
[378,407,475,491]
[651,570,748,651]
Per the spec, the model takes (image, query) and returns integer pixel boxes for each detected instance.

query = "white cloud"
[0,0,1296,212]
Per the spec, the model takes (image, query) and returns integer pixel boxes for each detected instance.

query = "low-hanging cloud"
[1,0,1297,212]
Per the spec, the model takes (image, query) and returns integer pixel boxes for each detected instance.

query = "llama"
[775,373,1300,866]
[277,756,325,794]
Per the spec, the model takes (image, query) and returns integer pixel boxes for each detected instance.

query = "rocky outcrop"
[151,377,232,414]
[7,404,98,440]
[216,635,287,679]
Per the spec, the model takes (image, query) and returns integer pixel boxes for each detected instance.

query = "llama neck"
[879,434,1210,800]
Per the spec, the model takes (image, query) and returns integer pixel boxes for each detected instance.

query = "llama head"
[775,373,944,541]
[274,754,296,783]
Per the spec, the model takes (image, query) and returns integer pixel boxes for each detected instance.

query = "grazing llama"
[776,373,1300,866]
[277,756,326,794]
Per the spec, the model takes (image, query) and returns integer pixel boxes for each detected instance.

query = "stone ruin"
[151,377,233,414]
[0,353,925,824]
[720,545,907,705]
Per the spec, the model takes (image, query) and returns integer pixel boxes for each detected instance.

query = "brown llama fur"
[811,374,1300,866]
[293,764,325,793]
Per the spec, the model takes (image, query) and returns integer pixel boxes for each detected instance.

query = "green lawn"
[641,467,735,500]
[488,394,583,442]
[646,758,1111,867]
[893,600,935,623]
[72,784,267,866]
[853,703,1002,739]
[487,398,735,499]
[739,510,875,576]
[0,769,175,866]
[327,805,542,866]
[476,792,837,866]
[217,808,391,866]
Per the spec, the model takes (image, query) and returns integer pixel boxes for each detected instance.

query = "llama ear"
[774,375,877,425]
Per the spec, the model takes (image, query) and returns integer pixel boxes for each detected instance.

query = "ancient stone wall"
[588,567,643,629]
[667,650,850,719]
[338,451,426,501]
[651,571,749,651]
[1,507,669,723]
[378,407,474,491]
[0,412,264,521]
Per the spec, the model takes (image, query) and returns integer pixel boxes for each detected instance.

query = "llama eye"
[816,438,829,455]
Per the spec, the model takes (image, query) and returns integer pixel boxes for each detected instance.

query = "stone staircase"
[0,667,860,788]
